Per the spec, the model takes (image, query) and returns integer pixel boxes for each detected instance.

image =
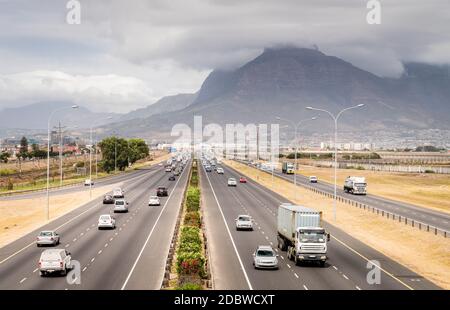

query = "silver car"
[98,214,116,229]
[38,249,72,276]
[235,215,253,231]
[113,199,129,213]
[253,246,279,269]
[36,231,60,247]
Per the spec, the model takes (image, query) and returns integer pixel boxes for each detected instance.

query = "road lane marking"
[294,273,299,278]
[287,264,291,269]
[33,268,38,273]
[104,243,108,247]
[356,286,361,290]
[121,163,189,290]
[343,274,349,280]
[91,257,95,263]
[303,285,308,290]
[98,250,102,255]
[333,265,338,270]
[82,267,87,272]
[199,167,253,290]
[332,236,414,290]
[65,244,70,248]
[109,238,114,241]
[19,277,27,283]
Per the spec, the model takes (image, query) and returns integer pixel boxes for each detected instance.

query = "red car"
[239,177,247,183]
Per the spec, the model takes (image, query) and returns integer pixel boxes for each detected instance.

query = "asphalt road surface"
[250,163,450,232]
[0,161,189,289]
[201,164,440,290]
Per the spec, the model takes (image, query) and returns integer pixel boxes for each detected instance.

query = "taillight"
[38,261,41,267]
[60,261,63,267]
[50,237,54,241]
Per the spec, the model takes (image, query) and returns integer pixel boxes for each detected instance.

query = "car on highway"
[205,165,212,172]
[113,199,129,213]
[157,186,168,197]
[103,194,114,204]
[235,215,253,231]
[38,249,72,276]
[158,163,163,166]
[113,188,125,198]
[168,175,176,181]
[165,167,172,172]
[98,214,116,229]
[148,195,161,206]
[216,167,224,174]
[252,246,279,269]
[174,169,180,176]
[84,179,94,186]
[227,178,237,186]
[36,231,60,247]
[309,176,318,183]
[239,176,247,183]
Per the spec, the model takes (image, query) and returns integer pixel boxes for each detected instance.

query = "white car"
[148,195,161,206]
[113,188,125,198]
[113,199,129,213]
[36,231,60,247]
[38,249,72,276]
[235,215,253,231]
[165,167,172,172]
[227,178,237,186]
[216,167,224,174]
[84,179,94,186]
[253,246,279,269]
[309,176,318,183]
[98,214,115,229]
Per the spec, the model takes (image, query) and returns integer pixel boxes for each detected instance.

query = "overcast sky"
[0,0,448,113]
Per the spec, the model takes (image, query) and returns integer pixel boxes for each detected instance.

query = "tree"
[0,151,10,163]
[128,138,150,164]
[19,136,29,159]
[98,137,129,173]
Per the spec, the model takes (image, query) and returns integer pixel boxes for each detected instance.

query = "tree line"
[98,137,149,173]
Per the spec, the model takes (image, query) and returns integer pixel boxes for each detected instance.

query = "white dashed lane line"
[91,257,95,263]
[356,286,361,290]
[294,273,299,279]
[33,268,38,273]
[82,267,87,272]
[19,277,27,284]
[343,274,349,280]
[303,285,309,290]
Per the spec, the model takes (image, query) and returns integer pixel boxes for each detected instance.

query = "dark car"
[103,195,114,204]
[168,175,176,181]
[157,186,168,197]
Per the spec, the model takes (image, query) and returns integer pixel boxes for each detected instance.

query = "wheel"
[61,268,67,276]
[294,255,300,266]
[319,261,326,267]
[39,271,44,277]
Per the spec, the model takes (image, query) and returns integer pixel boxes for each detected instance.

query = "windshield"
[39,231,52,236]
[115,201,125,205]
[257,250,275,257]
[150,196,158,199]
[299,231,326,243]
[238,216,251,221]
[355,183,366,186]
[229,178,235,181]
[100,215,110,220]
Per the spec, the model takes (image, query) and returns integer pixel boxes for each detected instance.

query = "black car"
[157,186,168,197]
[168,175,176,181]
[103,195,114,204]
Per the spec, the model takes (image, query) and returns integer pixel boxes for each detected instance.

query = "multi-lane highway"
[0,161,190,290]
[251,163,450,232]
[201,163,440,290]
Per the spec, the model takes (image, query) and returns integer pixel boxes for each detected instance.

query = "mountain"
[101,47,450,139]
[0,102,120,130]
[119,93,197,121]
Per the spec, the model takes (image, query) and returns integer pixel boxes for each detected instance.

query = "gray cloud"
[0,0,449,112]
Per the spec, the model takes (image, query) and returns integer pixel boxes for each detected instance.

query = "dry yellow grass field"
[0,184,118,248]
[225,160,450,289]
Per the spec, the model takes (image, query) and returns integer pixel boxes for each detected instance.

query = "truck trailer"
[277,203,329,267]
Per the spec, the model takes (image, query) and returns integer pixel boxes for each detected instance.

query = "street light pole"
[89,126,93,198]
[276,116,317,201]
[306,104,364,220]
[46,105,78,221]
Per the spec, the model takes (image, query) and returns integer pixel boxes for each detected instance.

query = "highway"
[201,163,440,290]
[251,163,450,232]
[0,161,190,290]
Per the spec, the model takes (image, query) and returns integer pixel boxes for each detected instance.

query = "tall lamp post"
[46,105,78,221]
[306,104,364,220]
[276,116,317,201]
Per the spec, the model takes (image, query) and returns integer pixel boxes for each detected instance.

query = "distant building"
[320,142,374,151]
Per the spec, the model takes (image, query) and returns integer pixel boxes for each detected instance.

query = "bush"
[176,283,203,290]
[180,226,201,244]
[424,169,435,173]
[6,179,14,190]
[184,211,201,228]
[356,166,365,170]
[176,252,205,276]
[178,241,202,254]
[0,169,15,176]
[186,187,200,211]
[190,173,199,187]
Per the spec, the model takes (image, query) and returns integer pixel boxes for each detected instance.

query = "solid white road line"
[202,167,253,290]
[120,163,188,290]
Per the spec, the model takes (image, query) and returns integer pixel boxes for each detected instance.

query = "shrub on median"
[176,252,205,276]
[184,211,201,228]
[175,283,203,290]
[186,187,200,211]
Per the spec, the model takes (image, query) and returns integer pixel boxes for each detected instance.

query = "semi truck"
[277,203,329,267]
[343,176,367,195]
[282,162,295,174]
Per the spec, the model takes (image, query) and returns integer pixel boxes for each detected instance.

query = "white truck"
[277,204,329,267]
[343,176,367,195]
[282,162,295,174]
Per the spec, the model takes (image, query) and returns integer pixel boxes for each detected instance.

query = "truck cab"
[282,162,295,174]
[289,227,329,267]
